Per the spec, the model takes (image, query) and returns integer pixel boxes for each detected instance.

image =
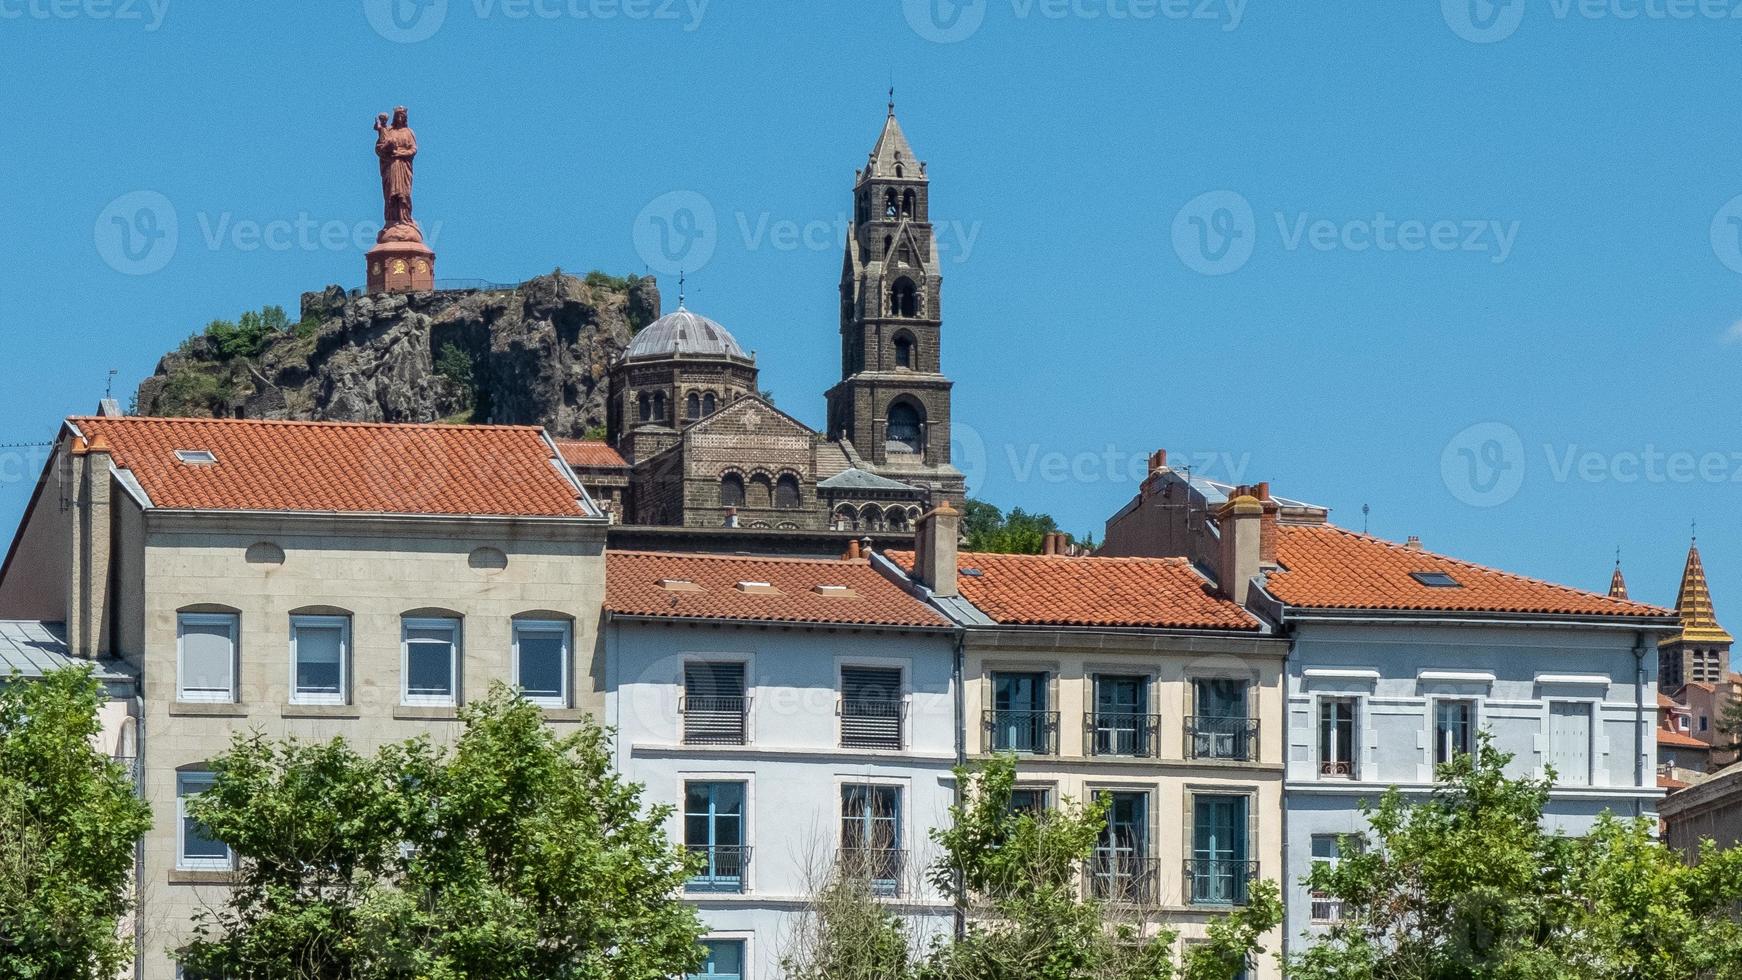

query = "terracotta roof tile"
[1659,774,1691,791]
[1267,525,1672,619]
[555,439,629,470]
[886,550,1261,631]
[71,416,588,518]
[1657,728,1710,750]
[605,551,948,628]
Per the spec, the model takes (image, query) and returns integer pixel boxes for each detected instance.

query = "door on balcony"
[684,781,745,893]
[991,672,1049,753]
[1549,701,1591,787]
[1094,676,1148,756]
[1193,678,1250,760]
[684,662,747,745]
[841,784,902,894]
[1191,794,1249,906]
[1093,791,1149,900]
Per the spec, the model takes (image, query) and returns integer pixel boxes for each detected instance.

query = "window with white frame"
[513,620,570,707]
[177,771,231,870]
[1309,833,1360,922]
[1319,697,1357,778]
[177,613,237,703]
[1433,699,1475,768]
[290,615,348,704]
[402,617,460,705]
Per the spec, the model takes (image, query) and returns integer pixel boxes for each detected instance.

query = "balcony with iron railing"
[984,709,1059,755]
[1087,851,1161,904]
[836,847,906,897]
[681,695,749,746]
[1085,713,1161,757]
[1183,858,1257,906]
[1310,891,1345,923]
[840,698,905,750]
[685,844,751,894]
[1185,715,1259,762]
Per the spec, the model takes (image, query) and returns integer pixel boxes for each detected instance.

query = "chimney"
[1404,535,1423,551]
[1149,449,1168,474]
[1042,532,1058,556]
[913,501,960,599]
[845,539,862,561]
[72,434,114,659]
[1217,492,1264,606]
[1255,482,1280,569]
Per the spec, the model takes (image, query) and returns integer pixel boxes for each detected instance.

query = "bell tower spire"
[824,103,964,506]
[1659,537,1733,690]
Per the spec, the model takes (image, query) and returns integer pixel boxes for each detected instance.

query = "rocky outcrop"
[136,271,660,437]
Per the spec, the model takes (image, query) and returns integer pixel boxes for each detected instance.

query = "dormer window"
[1410,571,1462,588]
[174,449,217,465]
[735,581,782,596]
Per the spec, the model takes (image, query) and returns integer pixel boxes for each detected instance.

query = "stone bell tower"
[824,101,964,505]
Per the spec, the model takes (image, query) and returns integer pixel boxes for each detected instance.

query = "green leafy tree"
[202,305,293,360]
[922,756,1280,980]
[1716,692,1742,756]
[961,500,1080,555]
[0,666,153,980]
[180,684,705,980]
[1290,735,1742,980]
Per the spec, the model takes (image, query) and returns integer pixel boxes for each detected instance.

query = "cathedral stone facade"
[592,108,966,532]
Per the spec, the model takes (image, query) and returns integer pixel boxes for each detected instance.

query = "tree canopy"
[963,500,1088,554]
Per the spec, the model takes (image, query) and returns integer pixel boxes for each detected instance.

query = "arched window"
[747,474,773,509]
[686,392,701,421]
[653,391,667,422]
[860,504,885,532]
[886,507,910,532]
[637,392,651,422]
[883,235,893,258]
[702,392,717,415]
[893,333,914,370]
[834,505,858,531]
[902,189,916,217]
[896,164,905,178]
[720,473,745,508]
[890,278,918,318]
[885,190,898,218]
[775,474,801,509]
[887,401,923,454]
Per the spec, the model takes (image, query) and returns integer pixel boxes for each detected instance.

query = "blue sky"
[0,0,1736,611]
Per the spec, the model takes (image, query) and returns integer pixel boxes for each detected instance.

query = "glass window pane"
[516,626,566,701]
[179,773,227,863]
[405,623,456,699]
[180,619,234,696]
[294,624,344,696]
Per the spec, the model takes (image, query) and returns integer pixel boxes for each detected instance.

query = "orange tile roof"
[1660,692,1680,708]
[555,439,629,470]
[1267,525,1672,619]
[1659,774,1691,791]
[886,550,1262,631]
[1658,728,1711,750]
[605,551,949,628]
[71,416,589,518]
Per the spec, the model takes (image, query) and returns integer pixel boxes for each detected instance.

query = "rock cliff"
[135,271,660,438]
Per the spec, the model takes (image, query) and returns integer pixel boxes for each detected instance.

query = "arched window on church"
[890,278,918,318]
[720,473,745,508]
[887,401,924,455]
[686,392,701,421]
[653,391,667,423]
[834,505,858,531]
[883,235,893,259]
[885,190,898,218]
[703,392,717,415]
[860,504,885,532]
[893,333,914,370]
[775,474,801,509]
[747,474,773,509]
[902,189,916,217]
[896,164,905,179]
[637,392,651,422]
[886,507,910,532]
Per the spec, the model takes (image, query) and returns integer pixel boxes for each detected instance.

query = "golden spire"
[1608,554,1629,600]
[1668,539,1733,646]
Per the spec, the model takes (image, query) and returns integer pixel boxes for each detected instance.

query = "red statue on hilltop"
[366,105,435,293]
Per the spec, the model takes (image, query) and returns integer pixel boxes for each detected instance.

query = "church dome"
[624,307,749,361]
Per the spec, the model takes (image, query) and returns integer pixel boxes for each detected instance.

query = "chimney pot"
[845,539,862,561]
[913,504,961,599]
[1405,535,1422,551]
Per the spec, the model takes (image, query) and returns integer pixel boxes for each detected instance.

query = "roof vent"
[1410,571,1462,588]
[658,578,704,593]
[174,449,217,465]
[961,567,984,578]
[736,581,782,595]
[813,584,858,598]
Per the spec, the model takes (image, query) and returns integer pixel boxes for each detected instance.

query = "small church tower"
[1660,538,1733,690]
[824,101,964,505]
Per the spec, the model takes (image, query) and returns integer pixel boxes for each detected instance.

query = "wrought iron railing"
[1184,858,1257,906]
[837,847,906,897]
[1185,715,1259,762]
[1088,851,1160,903]
[1318,759,1356,779]
[685,844,751,894]
[984,710,1059,755]
[681,695,749,745]
[1086,713,1161,757]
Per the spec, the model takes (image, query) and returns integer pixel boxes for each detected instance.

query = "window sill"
[541,708,590,723]
[169,702,248,718]
[393,705,461,721]
[169,869,234,885]
[281,704,361,720]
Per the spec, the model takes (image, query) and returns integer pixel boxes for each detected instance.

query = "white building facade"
[603,550,960,980]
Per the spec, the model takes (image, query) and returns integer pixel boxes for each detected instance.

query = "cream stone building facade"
[0,409,606,980]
